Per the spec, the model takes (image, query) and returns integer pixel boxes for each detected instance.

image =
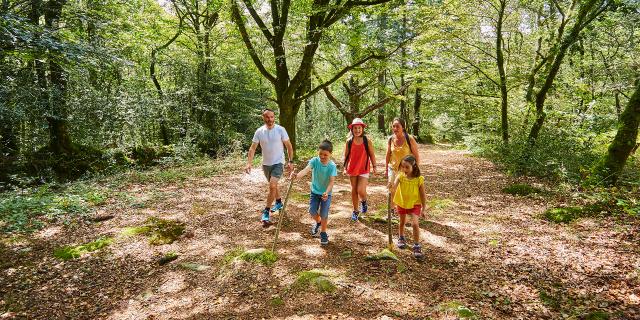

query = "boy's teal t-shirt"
[309,157,337,195]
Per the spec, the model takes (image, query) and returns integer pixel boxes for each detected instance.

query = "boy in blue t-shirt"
[290,140,337,245]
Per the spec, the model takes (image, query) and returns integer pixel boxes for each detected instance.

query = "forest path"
[1,145,638,319]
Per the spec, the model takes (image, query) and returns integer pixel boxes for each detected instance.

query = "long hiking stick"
[271,178,295,253]
[387,192,392,246]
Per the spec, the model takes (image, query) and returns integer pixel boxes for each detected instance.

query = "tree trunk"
[496,0,509,143]
[45,0,73,154]
[591,81,640,186]
[377,72,386,133]
[278,101,300,154]
[412,86,421,140]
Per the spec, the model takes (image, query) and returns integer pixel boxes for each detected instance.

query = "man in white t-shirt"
[245,109,294,226]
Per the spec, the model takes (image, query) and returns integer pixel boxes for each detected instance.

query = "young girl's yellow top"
[393,172,424,209]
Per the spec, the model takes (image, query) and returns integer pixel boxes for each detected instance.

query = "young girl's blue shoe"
[351,211,359,221]
[320,232,329,245]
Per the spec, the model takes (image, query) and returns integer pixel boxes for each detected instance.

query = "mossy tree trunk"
[591,81,640,186]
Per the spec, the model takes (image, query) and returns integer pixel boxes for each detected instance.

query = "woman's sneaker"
[397,236,407,249]
[351,211,359,221]
[413,243,424,260]
[310,222,321,236]
[360,201,368,214]
[320,232,329,245]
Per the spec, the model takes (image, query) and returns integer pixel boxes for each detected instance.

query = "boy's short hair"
[319,139,333,152]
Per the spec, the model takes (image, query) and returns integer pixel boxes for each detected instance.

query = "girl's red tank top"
[346,140,369,176]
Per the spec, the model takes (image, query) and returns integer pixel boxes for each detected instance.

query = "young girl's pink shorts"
[397,205,422,215]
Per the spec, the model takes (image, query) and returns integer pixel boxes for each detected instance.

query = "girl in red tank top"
[343,118,377,221]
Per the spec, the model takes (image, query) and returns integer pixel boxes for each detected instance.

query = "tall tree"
[591,79,640,185]
[230,0,392,150]
[526,0,612,147]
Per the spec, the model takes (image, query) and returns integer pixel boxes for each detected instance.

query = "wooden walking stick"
[387,191,393,247]
[271,178,295,253]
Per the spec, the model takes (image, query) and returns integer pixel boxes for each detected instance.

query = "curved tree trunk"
[591,81,640,186]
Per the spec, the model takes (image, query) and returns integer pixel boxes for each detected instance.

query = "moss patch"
[54,237,113,260]
[502,184,542,196]
[542,207,584,223]
[294,269,336,293]
[121,217,185,245]
[365,248,398,261]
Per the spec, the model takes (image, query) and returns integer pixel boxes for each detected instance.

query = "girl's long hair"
[401,155,421,178]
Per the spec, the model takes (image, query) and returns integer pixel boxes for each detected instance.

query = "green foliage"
[0,184,108,233]
[542,207,586,223]
[237,248,278,266]
[128,217,185,245]
[53,237,113,260]
[502,184,542,196]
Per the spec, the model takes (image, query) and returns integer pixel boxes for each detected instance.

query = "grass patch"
[363,211,398,225]
[293,269,336,293]
[542,207,585,223]
[290,192,310,202]
[238,248,278,266]
[584,311,610,320]
[502,184,542,196]
[427,198,456,213]
[53,236,113,260]
[438,301,477,319]
[270,296,285,307]
[539,290,561,310]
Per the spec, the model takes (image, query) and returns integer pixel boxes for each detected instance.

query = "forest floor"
[1,144,639,319]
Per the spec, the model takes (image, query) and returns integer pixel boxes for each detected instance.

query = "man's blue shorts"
[262,163,283,181]
[309,193,332,219]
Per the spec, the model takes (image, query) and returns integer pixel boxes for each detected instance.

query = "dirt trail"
[1,145,638,319]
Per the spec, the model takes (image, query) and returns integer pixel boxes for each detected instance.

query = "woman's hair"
[392,118,407,132]
[401,154,421,178]
[319,139,333,152]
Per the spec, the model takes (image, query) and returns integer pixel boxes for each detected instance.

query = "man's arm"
[283,139,294,171]
[245,142,258,173]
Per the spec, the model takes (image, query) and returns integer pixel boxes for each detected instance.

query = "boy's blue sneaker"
[320,232,329,245]
[397,236,407,249]
[351,211,359,221]
[360,201,368,214]
[310,222,321,236]
[270,201,283,212]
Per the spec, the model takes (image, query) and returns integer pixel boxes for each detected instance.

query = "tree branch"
[231,0,276,85]
[241,0,274,46]
[360,82,411,117]
[297,52,385,102]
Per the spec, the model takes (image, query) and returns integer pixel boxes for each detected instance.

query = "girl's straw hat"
[347,118,367,129]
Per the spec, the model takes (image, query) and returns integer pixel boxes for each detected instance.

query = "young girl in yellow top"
[392,155,426,259]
